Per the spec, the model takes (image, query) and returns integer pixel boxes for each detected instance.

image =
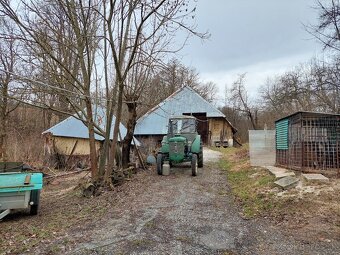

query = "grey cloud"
[181,0,321,72]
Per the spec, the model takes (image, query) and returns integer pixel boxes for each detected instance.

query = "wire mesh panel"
[276,149,288,166]
[301,114,340,170]
[288,115,303,169]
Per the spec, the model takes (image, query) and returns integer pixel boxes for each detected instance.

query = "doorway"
[183,112,208,144]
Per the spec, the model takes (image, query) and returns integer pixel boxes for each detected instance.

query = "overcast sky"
[178,0,322,104]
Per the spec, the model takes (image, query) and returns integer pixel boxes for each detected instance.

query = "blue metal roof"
[43,105,140,146]
[134,86,231,135]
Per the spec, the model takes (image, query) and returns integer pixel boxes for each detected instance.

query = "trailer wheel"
[157,154,163,175]
[192,154,198,176]
[29,190,40,215]
[30,204,39,215]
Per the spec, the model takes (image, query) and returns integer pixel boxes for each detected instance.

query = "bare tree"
[141,58,217,108]
[196,81,218,103]
[121,54,156,168]
[308,0,340,52]
[0,0,101,178]
[229,73,258,130]
[309,57,340,112]
[0,18,20,161]
[260,58,340,120]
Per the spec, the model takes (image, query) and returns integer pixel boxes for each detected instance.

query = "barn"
[134,86,237,148]
[42,106,140,167]
[275,111,340,174]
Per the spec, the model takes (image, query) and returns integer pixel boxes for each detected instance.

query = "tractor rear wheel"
[191,154,198,176]
[157,154,163,175]
[198,151,203,168]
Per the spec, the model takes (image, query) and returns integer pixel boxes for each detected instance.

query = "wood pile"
[112,166,136,185]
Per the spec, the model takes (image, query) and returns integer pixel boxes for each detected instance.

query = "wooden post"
[133,137,146,170]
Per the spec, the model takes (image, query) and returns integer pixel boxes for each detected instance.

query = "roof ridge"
[137,85,228,121]
[183,86,226,116]
[42,115,73,134]
[137,86,186,123]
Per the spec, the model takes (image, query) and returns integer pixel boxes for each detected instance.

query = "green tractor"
[157,116,203,176]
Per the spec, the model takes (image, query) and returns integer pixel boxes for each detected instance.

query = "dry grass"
[217,145,340,240]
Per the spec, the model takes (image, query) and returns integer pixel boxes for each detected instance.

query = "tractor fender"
[191,135,201,154]
[160,135,169,154]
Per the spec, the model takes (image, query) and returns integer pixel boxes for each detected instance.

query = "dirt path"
[66,148,339,255]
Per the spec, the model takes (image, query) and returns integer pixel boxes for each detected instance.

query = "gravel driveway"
[70,148,340,255]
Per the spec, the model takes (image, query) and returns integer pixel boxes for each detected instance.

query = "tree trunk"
[0,115,7,161]
[248,110,257,130]
[0,82,8,161]
[98,100,114,179]
[85,99,98,179]
[105,80,124,184]
[98,13,114,180]
[122,101,137,168]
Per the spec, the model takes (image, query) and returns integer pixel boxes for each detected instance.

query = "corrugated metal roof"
[43,105,140,146]
[134,86,235,135]
[275,111,340,123]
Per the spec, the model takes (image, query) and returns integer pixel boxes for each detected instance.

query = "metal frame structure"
[276,112,340,174]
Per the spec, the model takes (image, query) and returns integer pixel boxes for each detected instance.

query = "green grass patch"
[210,146,240,158]
[218,157,233,171]
[217,146,279,218]
[226,166,276,218]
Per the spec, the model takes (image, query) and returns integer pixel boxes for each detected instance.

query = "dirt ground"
[1,148,340,255]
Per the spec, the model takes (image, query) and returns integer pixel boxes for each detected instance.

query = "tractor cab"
[168,116,197,141]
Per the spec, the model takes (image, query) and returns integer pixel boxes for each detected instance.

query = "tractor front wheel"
[157,154,163,175]
[191,154,198,176]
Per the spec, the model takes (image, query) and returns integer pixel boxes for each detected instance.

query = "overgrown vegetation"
[217,146,278,218]
[217,145,340,238]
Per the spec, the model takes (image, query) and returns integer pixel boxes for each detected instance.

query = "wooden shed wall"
[208,118,233,147]
[48,136,102,156]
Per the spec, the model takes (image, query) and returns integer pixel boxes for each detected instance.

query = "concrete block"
[162,163,170,176]
[302,174,329,183]
[266,166,295,179]
[274,176,299,190]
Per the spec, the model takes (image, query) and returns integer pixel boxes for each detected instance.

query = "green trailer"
[0,172,43,219]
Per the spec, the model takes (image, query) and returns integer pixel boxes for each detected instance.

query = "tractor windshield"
[169,118,196,134]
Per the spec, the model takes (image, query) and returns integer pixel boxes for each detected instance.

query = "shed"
[275,111,340,174]
[42,106,140,167]
[134,86,237,147]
